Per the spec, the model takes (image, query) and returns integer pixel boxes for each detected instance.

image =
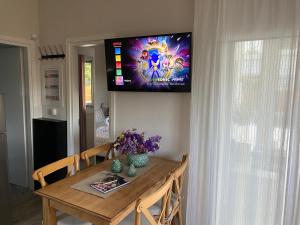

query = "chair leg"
[171,216,176,225]
[177,207,183,225]
[171,211,178,225]
[135,212,141,225]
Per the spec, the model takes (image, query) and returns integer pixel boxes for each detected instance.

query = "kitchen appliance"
[0,94,12,224]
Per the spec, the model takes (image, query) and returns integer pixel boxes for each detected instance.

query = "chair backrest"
[135,175,174,225]
[80,142,114,167]
[162,154,188,224]
[173,154,188,198]
[32,154,80,188]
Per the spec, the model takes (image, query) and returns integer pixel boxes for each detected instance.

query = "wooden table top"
[35,157,179,224]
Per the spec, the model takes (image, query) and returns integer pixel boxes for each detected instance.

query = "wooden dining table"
[35,157,179,225]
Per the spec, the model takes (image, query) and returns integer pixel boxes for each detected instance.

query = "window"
[215,37,298,225]
[230,38,296,152]
[84,61,93,105]
[235,40,263,77]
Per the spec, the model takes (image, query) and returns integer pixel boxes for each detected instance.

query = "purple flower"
[113,129,161,155]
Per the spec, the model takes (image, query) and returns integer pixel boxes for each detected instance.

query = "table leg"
[42,198,57,225]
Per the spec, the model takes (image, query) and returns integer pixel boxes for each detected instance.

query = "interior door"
[0,46,28,187]
[0,95,12,225]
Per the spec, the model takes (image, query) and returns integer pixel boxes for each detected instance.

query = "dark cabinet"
[33,118,67,189]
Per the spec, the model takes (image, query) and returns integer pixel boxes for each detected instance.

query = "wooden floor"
[9,184,42,225]
[8,158,106,225]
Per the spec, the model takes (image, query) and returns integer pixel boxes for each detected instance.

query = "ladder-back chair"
[80,142,114,168]
[169,154,189,225]
[32,154,80,188]
[119,175,175,225]
[32,154,91,225]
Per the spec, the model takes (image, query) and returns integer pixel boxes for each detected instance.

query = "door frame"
[0,34,41,189]
[78,55,94,151]
[66,34,117,156]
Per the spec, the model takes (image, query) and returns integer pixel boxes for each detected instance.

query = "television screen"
[105,32,192,92]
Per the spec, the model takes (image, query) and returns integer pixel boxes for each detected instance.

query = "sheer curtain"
[187,0,300,225]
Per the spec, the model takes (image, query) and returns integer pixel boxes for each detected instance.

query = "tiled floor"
[9,184,42,225]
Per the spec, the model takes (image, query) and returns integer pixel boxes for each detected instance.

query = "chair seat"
[118,211,148,225]
[56,213,92,225]
[152,194,177,216]
[118,204,165,225]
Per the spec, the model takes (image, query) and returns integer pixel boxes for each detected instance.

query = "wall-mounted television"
[105,32,192,92]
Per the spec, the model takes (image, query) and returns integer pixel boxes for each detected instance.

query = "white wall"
[78,47,95,59]
[0,0,41,118]
[0,47,27,187]
[39,0,194,44]
[115,92,191,161]
[39,0,194,160]
[0,0,39,39]
[94,44,108,111]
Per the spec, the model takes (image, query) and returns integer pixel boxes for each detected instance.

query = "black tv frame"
[104,32,192,93]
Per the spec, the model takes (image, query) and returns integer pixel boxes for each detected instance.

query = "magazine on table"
[90,172,129,194]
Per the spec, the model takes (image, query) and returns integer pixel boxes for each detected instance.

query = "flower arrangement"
[113,129,162,155]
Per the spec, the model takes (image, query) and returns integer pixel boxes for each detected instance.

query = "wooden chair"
[32,154,80,188]
[120,155,188,225]
[120,175,175,225]
[143,154,189,225]
[169,154,189,225]
[32,154,91,225]
[80,142,114,167]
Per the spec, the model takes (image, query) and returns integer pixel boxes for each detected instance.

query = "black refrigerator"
[33,118,68,189]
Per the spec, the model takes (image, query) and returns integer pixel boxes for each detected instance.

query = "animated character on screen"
[162,55,175,78]
[149,50,161,80]
[174,57,184,71]
[160,41,170,71]
[138,50,149,77]
[136,38,187,81]
[162,57,170,71]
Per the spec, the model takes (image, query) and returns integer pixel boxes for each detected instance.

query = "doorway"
[0,43,41,225]
[0,44,29,187]
[66,35,116,156]
[78,48,95,151]
[77,44,111,154]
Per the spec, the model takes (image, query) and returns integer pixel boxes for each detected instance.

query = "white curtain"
[187,0,300,225]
